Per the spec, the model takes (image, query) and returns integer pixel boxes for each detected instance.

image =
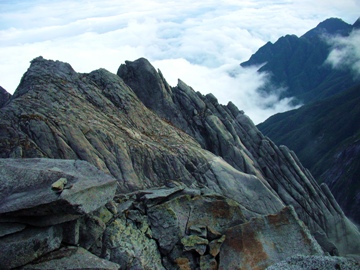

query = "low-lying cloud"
[0,0,359,123]
[326,29,360,79]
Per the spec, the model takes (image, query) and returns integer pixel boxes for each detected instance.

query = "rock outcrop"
[0,158,117,269]
[0,56,360,269]
[0,86,11,108]
[0,161,324,269]
[118,58,360,255]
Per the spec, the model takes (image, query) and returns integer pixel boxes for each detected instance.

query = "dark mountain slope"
[257,83,360,224]
[0,86,11,108]
[241,18,358,104]
[0,57,359,256]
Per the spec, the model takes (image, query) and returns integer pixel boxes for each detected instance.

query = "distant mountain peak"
[353,17,360,29]
[240,17,356,105]
[302,17,352,39]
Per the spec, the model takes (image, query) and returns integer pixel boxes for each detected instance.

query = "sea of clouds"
[0,0,359,123]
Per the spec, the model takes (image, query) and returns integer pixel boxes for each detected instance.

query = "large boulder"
[218,206,323,270]
[0,225,63,269]
[0,158,117,225]
[0,158,118,268]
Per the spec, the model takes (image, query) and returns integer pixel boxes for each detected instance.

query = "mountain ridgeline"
[257,82,360,226]
[241,17,360,105]
[244,17,360,226]
[0,56,360,269]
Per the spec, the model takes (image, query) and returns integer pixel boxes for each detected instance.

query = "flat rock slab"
[0,222,26,237]
[219,206,323,270]
[0,225,63,269]
[0,158,117,219]
[20,246,120,270]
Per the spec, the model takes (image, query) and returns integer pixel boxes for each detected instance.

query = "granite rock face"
[0,56,360,268]
[218,206,323,269]
[118,58,360,255]
[0,158,117,217]
[0,158,117,269]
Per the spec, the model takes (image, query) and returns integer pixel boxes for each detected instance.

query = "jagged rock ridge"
[0,56,359,269]
[117,58,360,255]
[257,83,360,225]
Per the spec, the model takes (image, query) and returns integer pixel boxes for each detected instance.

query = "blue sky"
[0,0,359,123]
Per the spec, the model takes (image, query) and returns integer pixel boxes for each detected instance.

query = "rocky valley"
[0,56,359,269]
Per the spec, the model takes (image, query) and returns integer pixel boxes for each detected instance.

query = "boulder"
[218,206,323,270]
[0,158,117,226]
[0,225,63,269]
[103,216,164,270]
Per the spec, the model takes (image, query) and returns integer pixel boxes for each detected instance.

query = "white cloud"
[0,0,359,123]
[326,29,360,78]
[154,58,299,124]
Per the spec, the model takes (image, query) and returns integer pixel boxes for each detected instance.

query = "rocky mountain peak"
[12,56,77,100]
[353,17,360,29]
[1,56,360,269]
[303,17,352,39]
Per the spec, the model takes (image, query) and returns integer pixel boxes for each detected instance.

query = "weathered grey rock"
[266,254,360,270]
[20,246,120,270]
[0,56,359,270]
[103,216,164,270]
[0,158,117,225]
[0,225,63,269]
[200,254,218,270]
[218,206,323,270]
[313,231,339,256]
[181,235,208,255]
[147,194,246,255]
[0,86,11,108]
[118,58,360,255]
[79,215,106,250]
[209,235,226,257]
[0,222,26,237]
[62,219,80,245]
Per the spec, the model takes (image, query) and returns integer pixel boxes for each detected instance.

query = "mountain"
[241,18,359,104]
[0,86,11,108]
[257,83,360,225]
[0,56,360,269]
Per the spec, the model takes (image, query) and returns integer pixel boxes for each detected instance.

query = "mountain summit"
[0,56,359,268]
[241,17,358,105]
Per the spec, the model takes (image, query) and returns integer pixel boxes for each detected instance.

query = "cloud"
[326,29,360,78]
[154,58,299,124]
[0,0,359,123]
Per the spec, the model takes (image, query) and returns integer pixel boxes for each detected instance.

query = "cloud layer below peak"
[0,0,359,123]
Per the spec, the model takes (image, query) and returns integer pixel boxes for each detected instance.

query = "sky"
[0,0,359,123]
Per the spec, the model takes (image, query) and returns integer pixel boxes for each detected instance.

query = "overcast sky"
[0,0,359,123]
